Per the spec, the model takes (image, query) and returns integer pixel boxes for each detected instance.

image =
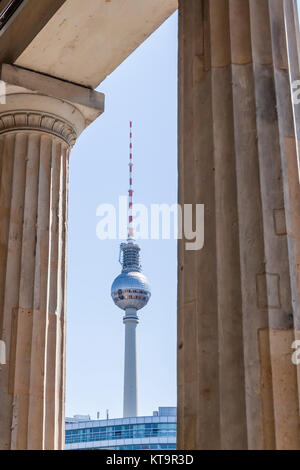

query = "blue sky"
[65,11,178,419]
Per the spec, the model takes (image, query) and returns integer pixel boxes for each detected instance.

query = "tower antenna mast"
[128,121,134,239]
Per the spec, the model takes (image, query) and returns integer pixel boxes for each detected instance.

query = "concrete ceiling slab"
[15,0,177,89]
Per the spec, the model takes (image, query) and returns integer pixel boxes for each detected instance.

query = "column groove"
[0,108,76,449]
[178,0,300,449]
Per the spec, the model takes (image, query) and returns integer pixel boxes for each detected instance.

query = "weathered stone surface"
[14,0,178,88]
[0,78,103,449]
[178,0,300,450]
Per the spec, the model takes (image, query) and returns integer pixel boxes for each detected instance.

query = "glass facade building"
[65,407,176,450]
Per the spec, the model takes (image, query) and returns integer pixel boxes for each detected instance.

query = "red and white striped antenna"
[128,121,134,239]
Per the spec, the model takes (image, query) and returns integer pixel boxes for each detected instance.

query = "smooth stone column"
[178,0,300,450]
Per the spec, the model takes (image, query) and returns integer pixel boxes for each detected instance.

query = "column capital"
[0,63,105,146]
[0,108,78,147]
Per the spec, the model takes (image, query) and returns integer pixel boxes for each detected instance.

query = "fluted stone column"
[0,70,104,449]
[178,0,300,450]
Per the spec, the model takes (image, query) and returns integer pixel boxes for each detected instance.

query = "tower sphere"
[111,270,151,311]
[111,238,151,311]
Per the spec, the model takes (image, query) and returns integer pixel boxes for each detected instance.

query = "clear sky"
[65,11,178,419]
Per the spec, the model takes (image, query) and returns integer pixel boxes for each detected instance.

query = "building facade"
[65,407,176,450]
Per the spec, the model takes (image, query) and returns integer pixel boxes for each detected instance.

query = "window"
[65,421,176,444]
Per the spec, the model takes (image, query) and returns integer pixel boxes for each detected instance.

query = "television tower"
[111,122,151,418]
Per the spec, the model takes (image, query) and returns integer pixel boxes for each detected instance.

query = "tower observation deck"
[111,122,151,418]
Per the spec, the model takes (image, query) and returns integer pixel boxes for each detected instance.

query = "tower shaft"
[123,308,138,418]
